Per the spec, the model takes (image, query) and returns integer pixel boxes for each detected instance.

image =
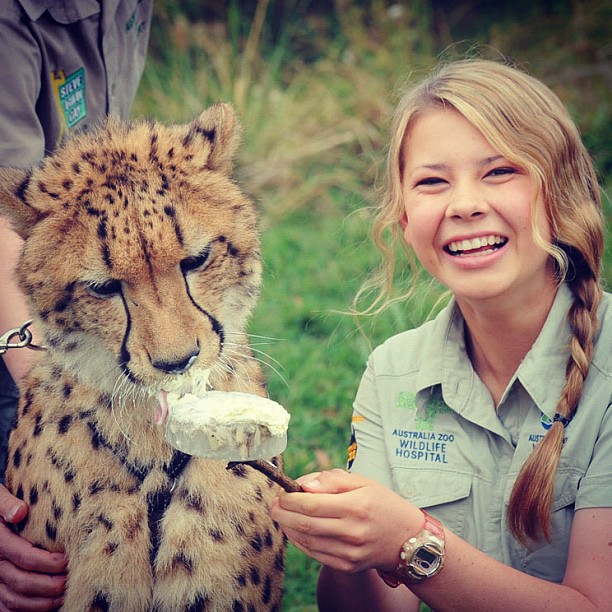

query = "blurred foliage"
[137,1,610,251]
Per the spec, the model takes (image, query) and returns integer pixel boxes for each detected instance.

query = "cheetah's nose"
[152,348,200,375]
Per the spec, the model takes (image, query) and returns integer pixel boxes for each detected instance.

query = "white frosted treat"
[164,391,290,461]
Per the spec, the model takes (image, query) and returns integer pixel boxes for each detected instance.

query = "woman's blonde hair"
[368,59,604,544]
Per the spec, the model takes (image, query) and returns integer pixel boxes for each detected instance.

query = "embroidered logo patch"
[392,392,455,464]
[396,391,417,410]
[51,68,87,129]
[396,391,452,431]
[541,413,553,430]
[528,413,567,449]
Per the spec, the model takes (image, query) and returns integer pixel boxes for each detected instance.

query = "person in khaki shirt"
[271,59,611,611]
[351,283,611,583]
[0,1,152,608]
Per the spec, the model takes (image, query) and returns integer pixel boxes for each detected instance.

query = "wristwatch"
[377,510,446,586]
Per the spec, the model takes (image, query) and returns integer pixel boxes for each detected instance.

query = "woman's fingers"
[298,469,371,494]
[281,522,372,573]
[277,470,378,519]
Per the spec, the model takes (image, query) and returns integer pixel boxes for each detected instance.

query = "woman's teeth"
[447,235,507,256]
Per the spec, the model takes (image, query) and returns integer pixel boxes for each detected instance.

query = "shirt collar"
[414,284,573,420]
[414,297,475,412]
[515,283,572,418]
[17,0,100,24]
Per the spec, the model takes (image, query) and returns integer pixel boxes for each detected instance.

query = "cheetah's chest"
[7,372,284,611]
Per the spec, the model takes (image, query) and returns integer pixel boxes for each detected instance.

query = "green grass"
[132,2,611,608]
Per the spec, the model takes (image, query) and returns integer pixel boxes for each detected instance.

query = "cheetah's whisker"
[224,343,288,387]
[224,340,283,369]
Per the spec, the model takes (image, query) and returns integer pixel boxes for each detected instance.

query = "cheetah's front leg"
[63,498,153,611]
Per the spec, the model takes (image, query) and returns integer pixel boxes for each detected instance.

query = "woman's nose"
[445,183,489,220]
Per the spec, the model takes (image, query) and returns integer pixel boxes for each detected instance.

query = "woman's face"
[400,107,555,311]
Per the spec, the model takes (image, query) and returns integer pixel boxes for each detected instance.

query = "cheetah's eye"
[180,246,212,274]
[86,279,122,298]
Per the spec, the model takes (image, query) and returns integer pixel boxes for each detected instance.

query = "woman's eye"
[487,167,516,177]
[416,177,446,187]
[86,280,121,298]
[180,246,212,273]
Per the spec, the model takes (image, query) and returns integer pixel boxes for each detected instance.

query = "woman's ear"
[399,210,413,246]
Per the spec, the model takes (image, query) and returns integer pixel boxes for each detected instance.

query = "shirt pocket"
[391,467,472,535]
[506,469,579,582]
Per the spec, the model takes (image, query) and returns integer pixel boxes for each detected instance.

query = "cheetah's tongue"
[156,389,169,426]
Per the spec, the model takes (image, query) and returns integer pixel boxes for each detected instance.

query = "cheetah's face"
[0,105,261,403]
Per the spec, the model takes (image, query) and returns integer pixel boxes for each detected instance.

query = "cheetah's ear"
[190,103,241,173]
[0,168,46,240]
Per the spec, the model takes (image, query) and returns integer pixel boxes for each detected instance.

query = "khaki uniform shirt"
[349,284,612,582]
[0,0,152,168]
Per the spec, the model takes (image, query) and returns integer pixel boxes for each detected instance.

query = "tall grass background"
[132,1,611,608]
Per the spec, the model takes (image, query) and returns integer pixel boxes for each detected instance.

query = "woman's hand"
[270,469,424,573]
[0,484,66,611]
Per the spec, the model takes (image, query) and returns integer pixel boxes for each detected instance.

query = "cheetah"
[0,104,286,610]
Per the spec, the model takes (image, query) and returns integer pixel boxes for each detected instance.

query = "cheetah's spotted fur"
[0,104,286,610]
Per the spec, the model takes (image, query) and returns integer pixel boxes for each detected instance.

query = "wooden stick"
[227,459,302,493]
